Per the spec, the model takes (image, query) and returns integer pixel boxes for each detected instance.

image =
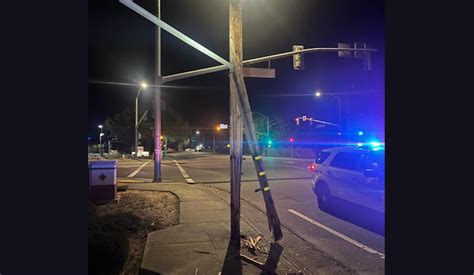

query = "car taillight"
[309,163,316,172]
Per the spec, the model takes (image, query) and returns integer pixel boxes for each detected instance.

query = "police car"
[311,143,384,213]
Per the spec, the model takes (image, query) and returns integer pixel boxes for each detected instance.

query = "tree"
[105,104,192,154]
[269,115,292,142]
[253,115,269,142]
[161,106,191,152]
[104,109,133,153]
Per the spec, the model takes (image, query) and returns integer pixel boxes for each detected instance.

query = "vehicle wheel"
[315,182,332,211]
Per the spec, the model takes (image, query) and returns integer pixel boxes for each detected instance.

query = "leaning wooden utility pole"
[229,0,244,243]
[229,0,283,242]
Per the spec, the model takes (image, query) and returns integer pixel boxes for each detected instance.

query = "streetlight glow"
[315,91,321,97]
[196,130,200,134]
[100,133,104,137]
[98,125,103,129]
[358,131,364,136]
[141,82,148,88]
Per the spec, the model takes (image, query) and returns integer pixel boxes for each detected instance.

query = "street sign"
[243,67,275,78]
[137,146,144,153]
[292,45,305,70]
[219,123,228,129]
[338,43,352,58]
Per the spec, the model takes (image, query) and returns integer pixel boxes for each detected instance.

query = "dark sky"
[88,0,384,143]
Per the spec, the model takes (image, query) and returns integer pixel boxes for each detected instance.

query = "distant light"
[141,82,148,88]
[227,144,230,148]
[160,135,164,140]
[371,141,381,147]
[98,125,103,129]
[315,91,321,97]
[289,138,294,142]
[357,142,363,146]
[358,131,364,136]
[338,132,342,136]
[216,126,221,131]
[100,133,104,137]
[196,131,200,134]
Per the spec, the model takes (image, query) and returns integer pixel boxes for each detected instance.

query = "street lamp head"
[358,131,364,136]
[216,126,221,131]
[98,125,103,129]
[100,133,104,137]
[196,131,200,134]
[315,91,321,97]
[141,82,148,88]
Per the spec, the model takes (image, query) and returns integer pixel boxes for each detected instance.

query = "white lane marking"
[173,160,195,183]
[288,209,385,259]
[126,161,150,178]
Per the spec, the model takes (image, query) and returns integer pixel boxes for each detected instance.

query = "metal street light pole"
[134,85,143,159]
[316,92,342,144]
[153,0,162,182]
[98,125,103,156]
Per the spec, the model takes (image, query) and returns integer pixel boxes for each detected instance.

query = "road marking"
[126,161,150,178]
[287,209,385,259]
[173,160,195,183]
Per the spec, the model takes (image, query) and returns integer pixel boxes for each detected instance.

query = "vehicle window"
[315,152,331,164]
[329,152,361,171]
[359,152,385,172]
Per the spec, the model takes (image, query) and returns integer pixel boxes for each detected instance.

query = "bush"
[89,214,129,275]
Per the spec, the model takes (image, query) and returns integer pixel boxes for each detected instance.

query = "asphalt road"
[116,152,385,273]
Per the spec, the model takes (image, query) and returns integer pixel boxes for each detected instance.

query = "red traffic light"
[289,138,294,142]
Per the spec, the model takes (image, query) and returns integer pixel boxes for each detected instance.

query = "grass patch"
[89,191,179,275]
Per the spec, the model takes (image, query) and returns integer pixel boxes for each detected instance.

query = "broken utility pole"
[229,0,244,244]
[229,0,283,242]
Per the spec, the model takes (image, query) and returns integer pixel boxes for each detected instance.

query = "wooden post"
[229,0,243,243]
[228,0,282,242]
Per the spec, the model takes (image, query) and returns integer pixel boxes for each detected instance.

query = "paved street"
[117,152,385,273]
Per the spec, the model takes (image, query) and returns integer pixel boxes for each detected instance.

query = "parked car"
[311,145,384,213]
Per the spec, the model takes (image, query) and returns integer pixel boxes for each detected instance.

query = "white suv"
[311,146,384,213]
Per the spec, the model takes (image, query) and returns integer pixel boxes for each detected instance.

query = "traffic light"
[267,140,272,148]
[293,45,304,70]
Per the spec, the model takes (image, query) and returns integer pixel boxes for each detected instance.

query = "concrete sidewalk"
[129,183,300,274]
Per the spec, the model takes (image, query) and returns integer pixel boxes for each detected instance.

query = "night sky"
[89,0,384,143]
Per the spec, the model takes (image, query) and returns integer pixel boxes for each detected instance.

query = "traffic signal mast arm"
[162,47,377,83]
[295,115,339,126]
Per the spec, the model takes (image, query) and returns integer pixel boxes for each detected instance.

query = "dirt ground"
[96,189,179,275]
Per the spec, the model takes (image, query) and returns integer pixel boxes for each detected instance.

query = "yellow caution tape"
[263,186,270,191]
[255,156,262,160]
[258,171,266,176]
